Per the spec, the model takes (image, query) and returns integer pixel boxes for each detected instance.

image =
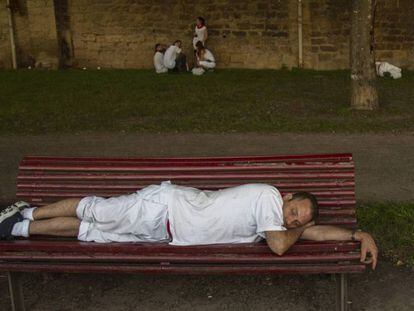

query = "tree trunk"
[350,0,378,110]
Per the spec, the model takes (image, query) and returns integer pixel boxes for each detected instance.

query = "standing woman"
[193,17,208,50]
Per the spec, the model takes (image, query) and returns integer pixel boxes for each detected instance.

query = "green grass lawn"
[358,203,414,266]
[0,69,413,134]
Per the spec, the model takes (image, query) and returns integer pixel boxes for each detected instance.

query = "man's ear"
[282,193,293,202]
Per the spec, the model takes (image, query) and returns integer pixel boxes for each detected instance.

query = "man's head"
[282,192,318,229]
[173,40,182,48]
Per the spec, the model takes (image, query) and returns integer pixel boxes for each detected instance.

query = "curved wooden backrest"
[17,153,356,227]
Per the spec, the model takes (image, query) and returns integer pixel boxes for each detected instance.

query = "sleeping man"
[0,182,378,269]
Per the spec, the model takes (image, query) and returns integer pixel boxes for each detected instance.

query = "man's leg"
[29,217,80,237]
[32,198,80,220]
[15,199,81,238]
[175,53,188,72]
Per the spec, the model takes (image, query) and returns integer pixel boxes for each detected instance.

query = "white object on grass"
[376,61,402,79]
[192,67,205,75]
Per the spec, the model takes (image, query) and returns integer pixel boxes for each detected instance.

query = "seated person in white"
[153,43,167,74]
[163,40,188,72]
[1,182,378,269]
[195,40,215,70]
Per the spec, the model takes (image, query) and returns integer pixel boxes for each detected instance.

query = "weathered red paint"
[0,153,363,276]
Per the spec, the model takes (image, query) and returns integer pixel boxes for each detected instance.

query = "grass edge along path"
[357,202,414,267]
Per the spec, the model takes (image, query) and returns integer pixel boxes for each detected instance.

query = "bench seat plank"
[0,240,360,254]
[0,263,366,275]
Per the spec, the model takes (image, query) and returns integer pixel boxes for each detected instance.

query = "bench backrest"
[16,153,356,227]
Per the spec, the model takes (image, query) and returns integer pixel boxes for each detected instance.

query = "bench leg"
[336,273,350,311]
[7,272,26,311]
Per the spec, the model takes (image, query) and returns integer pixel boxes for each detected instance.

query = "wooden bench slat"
[20,163,353,173]
[17,182,355,197]
[0,252,360,264]
[16,181,355,190]
[17,172,355,180]
[22,153,353,163]
[17,189,355,200]
[0,240,360,254]
[0,263,365,275]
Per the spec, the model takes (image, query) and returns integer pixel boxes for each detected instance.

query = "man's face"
[282,196,313,229]
[175,41,182,48]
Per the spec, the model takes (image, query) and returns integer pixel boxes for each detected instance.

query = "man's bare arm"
[265,221,314,256]
[300,225,351,241]
[301,225,378,270]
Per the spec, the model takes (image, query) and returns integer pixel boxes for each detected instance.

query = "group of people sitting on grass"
[153,17,216,75]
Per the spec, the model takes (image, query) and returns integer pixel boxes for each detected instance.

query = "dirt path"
[1,132,413,203]
[0,261,413,311]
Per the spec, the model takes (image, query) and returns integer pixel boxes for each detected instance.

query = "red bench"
[0,153,363,311]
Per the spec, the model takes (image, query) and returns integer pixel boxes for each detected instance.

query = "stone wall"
[375,0,414,68]
[0,0,59,68]
[25,0,59,68]
[0,0,413,69]
[67,0,296,69]
[304,0,351,70]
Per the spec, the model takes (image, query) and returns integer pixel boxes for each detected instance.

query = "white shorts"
[76,184,170,243]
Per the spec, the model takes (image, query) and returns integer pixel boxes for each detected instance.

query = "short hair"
[197,17,206,25]
[173,40,182,45]
[154,43,161,51]
[292,192,319,220]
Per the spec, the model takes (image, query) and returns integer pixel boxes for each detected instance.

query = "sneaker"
[0,206,24,240]
[10,201,30,211]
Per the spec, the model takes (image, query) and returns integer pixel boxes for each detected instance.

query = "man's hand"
[300,225,379,270]
[354,231,378,270]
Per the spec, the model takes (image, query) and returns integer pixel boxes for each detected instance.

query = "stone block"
[318,53,333,62]
[230,54,246,63]
[320,45,337,52]
[311,38,326,45]
[232,31,247,37]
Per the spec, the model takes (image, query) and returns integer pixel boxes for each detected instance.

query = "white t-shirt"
[199,49,215,63]
[153,51,167,73]
[163,45,181,69]
[165,183,286,246]
[193,25,207,49]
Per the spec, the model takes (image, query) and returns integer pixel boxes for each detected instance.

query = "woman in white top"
[193,17,208,50]
[195,41,215,69]
[153,43,167,74]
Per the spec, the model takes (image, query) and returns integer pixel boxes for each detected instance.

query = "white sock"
[11,219,30,237]
[21,207,37,221]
